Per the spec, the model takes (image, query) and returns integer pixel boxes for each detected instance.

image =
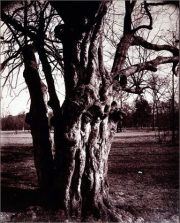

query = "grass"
[1,131,179,222]
[109,134,179,223]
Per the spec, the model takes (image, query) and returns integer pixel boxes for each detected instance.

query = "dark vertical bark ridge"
[22,45,54,197]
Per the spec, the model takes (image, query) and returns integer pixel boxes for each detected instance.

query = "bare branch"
[88,2,110,64]
[2,61,23,87]
[1,11,36,40]
[147,1,179,7]
[0,48,21,72]
[132,1,153,33]
[114,56,179,78]
[111,1,137,74]
[133,36,179,55]
[123,87,144,94]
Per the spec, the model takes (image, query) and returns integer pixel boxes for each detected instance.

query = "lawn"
[1,131,179,222]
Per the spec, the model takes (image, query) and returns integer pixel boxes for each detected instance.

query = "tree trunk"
[22,45,54,199]
[171,72,175,143]
[51,4,123,219]
[152,97,155,131]
[54,99,121,221]
[21,2,125,220]
[155,102,161,142]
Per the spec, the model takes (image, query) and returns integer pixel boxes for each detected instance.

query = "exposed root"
[80,196,136,222]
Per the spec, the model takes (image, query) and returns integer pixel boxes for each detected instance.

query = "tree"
[1,115,15,130]
[1,1,179,221]
[132,97,151,128]
[1,112,30,131]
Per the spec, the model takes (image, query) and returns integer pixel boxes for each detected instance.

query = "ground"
[0,130,179,222]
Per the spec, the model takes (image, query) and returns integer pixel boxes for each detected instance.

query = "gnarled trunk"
[23,2,123,220]
[51,3,123,218]
[54,100,121,221]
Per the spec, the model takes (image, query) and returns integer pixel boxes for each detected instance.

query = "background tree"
[1,112,30,131]
[1,115,15,131]
[1,0,179,221]
[132,96,151,128]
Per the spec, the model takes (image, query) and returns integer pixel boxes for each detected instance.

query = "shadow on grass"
[1,186,67,222]
[1,186,41,212]
[1,146,33,163]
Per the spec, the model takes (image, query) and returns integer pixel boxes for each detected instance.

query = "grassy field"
[1,131,179,222]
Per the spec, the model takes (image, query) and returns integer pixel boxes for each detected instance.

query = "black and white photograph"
[0,0,179,222]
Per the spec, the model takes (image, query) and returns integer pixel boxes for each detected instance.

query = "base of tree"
[7,204,143,223]
[6,188,138,222]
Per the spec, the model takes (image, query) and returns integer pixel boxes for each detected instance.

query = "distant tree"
[1,113,30,131]
[158,99,179,131]
[147,74,169,130]
[133,97,151,128]
[121,103,134,128]
[1,115,14,130]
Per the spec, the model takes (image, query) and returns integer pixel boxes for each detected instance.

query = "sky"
[1,1,179,116]
[1,70,65,116]
[0,51,65,116]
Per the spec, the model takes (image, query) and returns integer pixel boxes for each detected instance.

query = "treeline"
[1,112,53,131]
[122,98,179,131]
[1,98,178,132]
[1,113,30,131]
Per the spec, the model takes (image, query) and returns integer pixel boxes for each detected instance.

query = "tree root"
[80,196,136,222]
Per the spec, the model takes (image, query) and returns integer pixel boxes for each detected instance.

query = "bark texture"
[22,45,54,198]
[50,1,124,220]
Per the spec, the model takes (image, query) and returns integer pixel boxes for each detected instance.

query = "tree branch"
[0,48,21,72]
[123,87,143,94]
[88,2,109,64]
[111,0,136,74]
[124,0,133,33]
[3,22,22,48]
[147,1,179,7]
[2,61,23,87]
[133,36,179,55]
[114,56,179,78]
[1,11,36,40]
[132,1,153,33]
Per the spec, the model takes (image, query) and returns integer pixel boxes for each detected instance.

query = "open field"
[109,134,179,223]
[0,131,32,146]
[0,130,160,146]
[1,131,179,222]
